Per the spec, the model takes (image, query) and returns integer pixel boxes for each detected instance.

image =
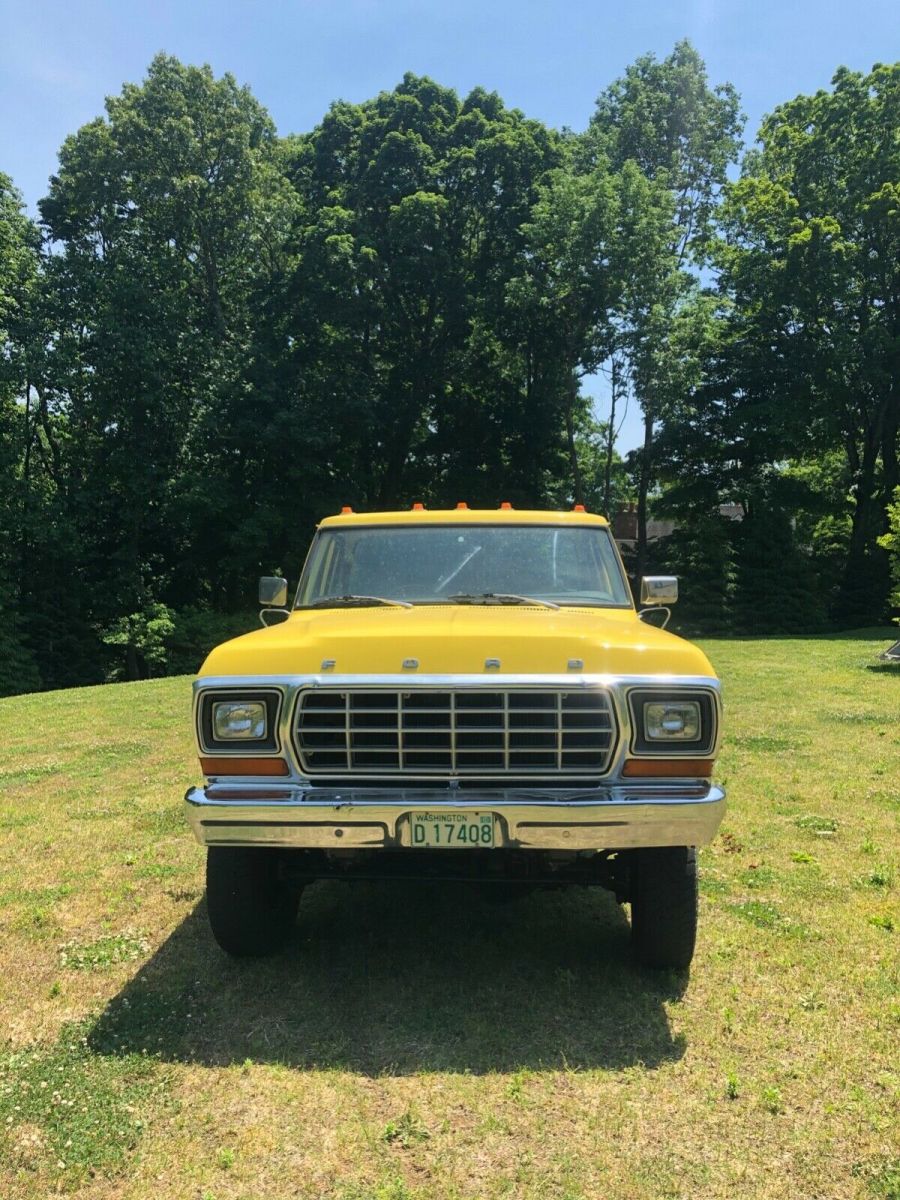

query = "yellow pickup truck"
[185,506,724,969]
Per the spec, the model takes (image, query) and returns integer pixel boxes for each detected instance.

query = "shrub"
[102,603,176,680]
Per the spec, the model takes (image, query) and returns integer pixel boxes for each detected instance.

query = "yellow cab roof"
[318,506,610,529]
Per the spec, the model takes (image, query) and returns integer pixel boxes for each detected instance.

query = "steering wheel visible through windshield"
[296,524,632,609]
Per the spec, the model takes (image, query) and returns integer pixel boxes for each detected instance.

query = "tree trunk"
[602,357,620,518]
[35,385,64,491]
[377,386,420,507]
[565,374,585,507]
[19,381,35,603]
[881,383,898,509]
[838,423,888,623]
[377,429,412,506]
[125,641,141,682]
[199,229,227,341]
[635,409,654,579]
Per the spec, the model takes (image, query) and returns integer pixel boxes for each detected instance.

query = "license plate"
[408,811,495,848]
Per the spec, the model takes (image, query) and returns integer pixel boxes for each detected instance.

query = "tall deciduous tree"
[37,55,296,673]
[719,63,900,622]
[279,76,566,511]
[505,164,620,503]
[584,41,742,575]
[0,174,42,693]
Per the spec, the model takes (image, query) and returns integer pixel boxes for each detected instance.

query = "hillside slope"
[1,635,898,1199]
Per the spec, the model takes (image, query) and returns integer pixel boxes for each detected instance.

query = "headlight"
[644,701,701,741]
[627,689,716,755]
[212,701,267,741]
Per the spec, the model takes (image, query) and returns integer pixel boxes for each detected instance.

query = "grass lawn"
[1,632,898,1199]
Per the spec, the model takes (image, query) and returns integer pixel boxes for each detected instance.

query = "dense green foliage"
[880,487,900,619]
[1,48,898,692]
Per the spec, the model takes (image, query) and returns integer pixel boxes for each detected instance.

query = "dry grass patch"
[1,633,898,1198]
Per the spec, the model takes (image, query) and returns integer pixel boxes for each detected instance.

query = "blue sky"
[1,0,897,450]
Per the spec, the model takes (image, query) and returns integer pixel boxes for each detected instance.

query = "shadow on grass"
[88,882,687,1075]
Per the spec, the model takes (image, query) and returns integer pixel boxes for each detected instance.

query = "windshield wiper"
[447,592,559,610]
[305,594,413,609]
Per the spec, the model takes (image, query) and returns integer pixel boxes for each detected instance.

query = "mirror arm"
[259,607,289,628]
[638,606,672,629]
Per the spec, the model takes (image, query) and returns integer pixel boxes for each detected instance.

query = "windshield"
[296,524,632,609]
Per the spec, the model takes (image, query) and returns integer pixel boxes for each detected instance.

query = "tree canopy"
[0,49,897,692]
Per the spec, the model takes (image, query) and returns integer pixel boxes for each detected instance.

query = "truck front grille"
[294,687,616,777]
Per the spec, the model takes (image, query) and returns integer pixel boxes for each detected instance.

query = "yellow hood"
[199,606,716,678]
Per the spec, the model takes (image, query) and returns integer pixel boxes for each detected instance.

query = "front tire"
[206,847,301,957]
[630,846,698,970]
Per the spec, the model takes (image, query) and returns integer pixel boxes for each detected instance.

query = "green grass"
[0,1024,168,1181]
[0,633,898,1199]
[58,931,150,972]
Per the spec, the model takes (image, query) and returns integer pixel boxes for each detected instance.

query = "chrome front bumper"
[184,782,726,851]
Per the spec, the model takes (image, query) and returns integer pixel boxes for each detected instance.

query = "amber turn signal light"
[200,757,290,777]
[623,759,713,778]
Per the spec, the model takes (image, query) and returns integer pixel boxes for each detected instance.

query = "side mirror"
[259,576,288,608]
[640,576,678,606]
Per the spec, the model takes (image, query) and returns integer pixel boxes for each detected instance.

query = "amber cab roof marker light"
[340,505,353,514]
[622,759,714,778]
[200,757,290,777]
[573,503,586,513]
[412,502,425,511]
[500,501,513,510]
[456,501,469,510]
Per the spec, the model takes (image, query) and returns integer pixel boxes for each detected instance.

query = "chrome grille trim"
[293,686,617,778]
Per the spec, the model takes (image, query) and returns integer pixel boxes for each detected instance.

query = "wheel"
[630,846,698,970]
[205,847,302,956]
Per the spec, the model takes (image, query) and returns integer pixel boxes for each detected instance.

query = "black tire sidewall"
[630,845,698,970]
[206,846,301,957]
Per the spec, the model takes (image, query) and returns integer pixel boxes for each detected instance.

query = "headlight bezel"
[198,689,282,753]
[627,688,716,756]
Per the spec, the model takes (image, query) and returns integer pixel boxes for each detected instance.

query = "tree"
[0,173,42,693]
[37,55,296,670]
[504,163,620,503]
[584,41,743,574]
[718,63,900,623]
[279,76,566,512]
